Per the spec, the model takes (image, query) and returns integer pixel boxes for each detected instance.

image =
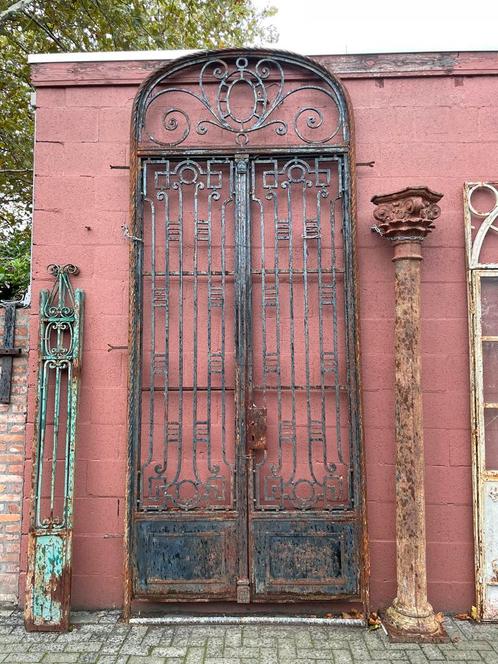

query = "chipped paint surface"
[465,183,498,621]
[483,482,498,619]
[32,535,65,624]
[24,265,83,632]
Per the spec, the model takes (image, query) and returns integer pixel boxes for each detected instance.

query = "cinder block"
[368,539,396,581]
[73,497,122,535]
[72,535,124,575]
[86,459,126,497]
[425,465,472,505]
[36,107,99,142]
[66,85,136,108]
[99,107,134,142]
[62,142,127,177]
[34,174,95,213]
[427,541,474,583]
[71,573,123,609]
[35,88,66,108]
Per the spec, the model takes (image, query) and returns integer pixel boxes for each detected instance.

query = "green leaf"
[0,0,278,299]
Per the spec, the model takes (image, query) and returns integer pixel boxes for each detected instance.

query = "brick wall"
[0,306,28,604]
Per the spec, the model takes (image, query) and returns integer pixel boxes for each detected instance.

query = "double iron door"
[131,152,362,603]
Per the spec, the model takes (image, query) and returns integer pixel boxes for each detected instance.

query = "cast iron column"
[371,187,444,640]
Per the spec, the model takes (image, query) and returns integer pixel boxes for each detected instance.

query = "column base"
[382,601,449,643]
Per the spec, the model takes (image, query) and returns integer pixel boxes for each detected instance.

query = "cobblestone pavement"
[1,608,498,663]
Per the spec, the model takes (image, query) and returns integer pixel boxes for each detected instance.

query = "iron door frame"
[124,48,367,617]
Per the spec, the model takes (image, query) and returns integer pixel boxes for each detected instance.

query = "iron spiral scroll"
[138,51,348,148]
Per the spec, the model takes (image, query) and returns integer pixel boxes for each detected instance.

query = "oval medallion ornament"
[139,51,347,147]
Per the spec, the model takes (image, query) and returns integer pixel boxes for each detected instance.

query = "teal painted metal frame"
[25,264,84,632]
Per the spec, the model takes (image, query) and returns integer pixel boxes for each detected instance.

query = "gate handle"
[247,403,267,451]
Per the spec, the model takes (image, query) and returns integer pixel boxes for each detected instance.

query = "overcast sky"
[254,0,498,55]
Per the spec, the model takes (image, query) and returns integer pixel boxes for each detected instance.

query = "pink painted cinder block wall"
[23,52,498,611]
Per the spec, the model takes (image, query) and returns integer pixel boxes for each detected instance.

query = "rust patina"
[372,187,446,641]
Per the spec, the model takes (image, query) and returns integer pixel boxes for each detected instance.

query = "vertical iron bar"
[35,294,49,529]
[143,191,156,490]
[162,174,170,481]
[251,162,266,509]
[329,177,344,464]
[286,174,298,484]
[272,170,284,489]
[302,167,318,484]
[315,161,332,476]
[234,155,250,603]
[193,177,200,485]
[207,179,213,481]
[175,184,184,485]
[49,366,61,520]
[220,165,230,473]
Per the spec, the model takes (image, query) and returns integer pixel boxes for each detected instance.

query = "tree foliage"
[0,0,277,299]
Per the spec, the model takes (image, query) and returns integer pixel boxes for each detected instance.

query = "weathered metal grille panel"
[249,157,350,512]
[139,158,236,512]
[25,265,84,630]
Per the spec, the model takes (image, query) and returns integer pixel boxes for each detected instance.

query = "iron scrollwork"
[141,54,346,148]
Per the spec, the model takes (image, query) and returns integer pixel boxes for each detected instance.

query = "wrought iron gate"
[126,50,364,608]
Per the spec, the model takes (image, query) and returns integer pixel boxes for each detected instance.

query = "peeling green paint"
[32,535,65,624]
[25,265,84,632]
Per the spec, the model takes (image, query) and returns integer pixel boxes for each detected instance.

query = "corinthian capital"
[371,186,443,243]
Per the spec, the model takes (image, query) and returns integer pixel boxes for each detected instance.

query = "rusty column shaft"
[372,187,443,639]
[393,242,429,615]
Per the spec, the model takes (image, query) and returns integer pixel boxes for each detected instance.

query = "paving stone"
[2,642,33,653]
[222,627,242,649]
[72,613,101,625]
[406,653,430,664]
[277,642,297,659]
[445,652,484,661]
[224,646,263,658]
[420,645,445,660]
[43,654,81,663]
[77,654,100,664]
[204,637,224,657]
[128,657,166,664]
[331,650,353,664]
[481,653,498,664]
[296,647,330,659]
[100,638,130,656]
[94,656,130,664]
[65,642,103,653]
[294,630,314,649]
[184,646,205,664]
[149,647,187,657]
